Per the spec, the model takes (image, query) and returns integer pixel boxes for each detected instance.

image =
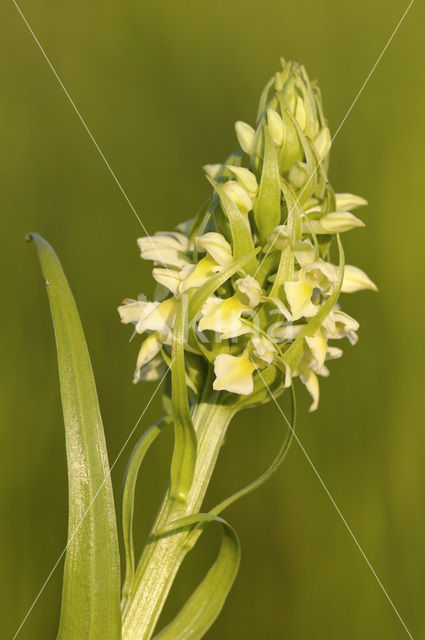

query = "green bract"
[119,59,376,411]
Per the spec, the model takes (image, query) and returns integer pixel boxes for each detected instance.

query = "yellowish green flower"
[119,59,376,410]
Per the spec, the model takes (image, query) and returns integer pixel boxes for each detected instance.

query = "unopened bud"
[222,180,253,214]
[235,121,256,155]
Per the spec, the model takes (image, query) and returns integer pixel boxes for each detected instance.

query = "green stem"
[122,394,235,640]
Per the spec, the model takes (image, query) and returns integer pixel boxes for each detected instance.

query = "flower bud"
[289,161,309,188]
[196,232,233,266]
[279,110,304,174]
[341,265,377,293]
[335,193,368,211]
[222,180,253,214]
[235,121,256,155]
[203,164,223,179]
[267,109,284,145]
[314,126,331,159]
[265,225,291,251]
[228,166,258,196]
[319,211,365,233]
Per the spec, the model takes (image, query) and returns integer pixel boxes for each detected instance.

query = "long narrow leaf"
[170,297,198,502]
[211,386,296,516]
[28,233,121,640]
[153,514,240,640]
[253,124,281,243]
[121,416,172,608]
[207,177,258,275]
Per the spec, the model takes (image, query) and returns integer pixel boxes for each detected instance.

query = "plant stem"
[122,394,235,640]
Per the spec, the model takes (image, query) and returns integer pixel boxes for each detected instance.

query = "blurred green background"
[1,1,424,638]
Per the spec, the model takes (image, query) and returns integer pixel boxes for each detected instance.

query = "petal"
[180,255,222,293]
[118,298,148,325]
[251,336,276,366]
[137,232,190,268]
[341,265,377,293]
[133,333,163,382]
[203,164,225,179]
[213,351,255,395]
[136,298,178,335]
[333,310,360,332]
[300,367,320,412]
[136,355,167,383]
[284,278,313,320]
[196,232,233,266]
[304,260,338,290]
[273,324,303,341]
[152,268,181,296]
[326,346,343,360]
[293,240,316,267]
[198,295,250,337]
[305,331,327,371]
[234,275,263,307]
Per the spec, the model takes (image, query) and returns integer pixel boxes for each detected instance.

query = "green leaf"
[269,245,293,301]
[286,111,318,204]
[121,416,172,608]
[256,75,274,122]
[283,234,345,372]
[255,251,280,290]
[280,178,303,241]
[170,297,198,502]
[278,108,303,174]
[28,233,121,640]
[212,386,296,516]
[153,514,240,640]
[253,124,282,243]
[207,177,258,275]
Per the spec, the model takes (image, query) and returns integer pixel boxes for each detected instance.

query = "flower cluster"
[119,59,376,411]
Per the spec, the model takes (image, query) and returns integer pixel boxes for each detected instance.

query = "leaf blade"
[207,177,258,275]
[170,298,198,502]
[29,233,121,640]
[153,514,240,640]
[121,417,172,608]
[211,386,296,516]
[253,124,282,243]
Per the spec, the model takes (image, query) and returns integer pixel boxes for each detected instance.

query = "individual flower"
[213,351,256,395]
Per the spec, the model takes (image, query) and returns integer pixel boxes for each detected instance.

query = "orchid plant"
[29,59,375,640]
